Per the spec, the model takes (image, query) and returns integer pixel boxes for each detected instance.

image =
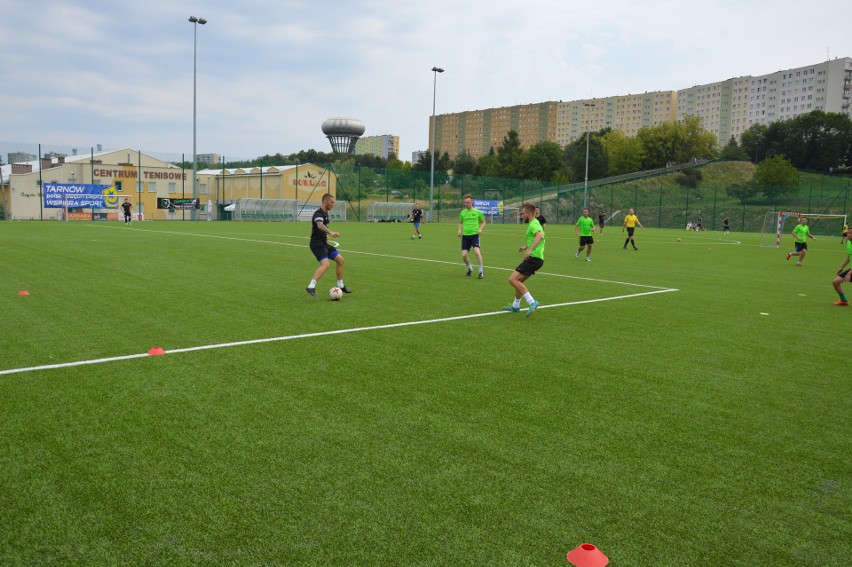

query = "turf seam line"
[0,288,677,376]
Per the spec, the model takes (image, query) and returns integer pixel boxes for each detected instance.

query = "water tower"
[321,117,366,154]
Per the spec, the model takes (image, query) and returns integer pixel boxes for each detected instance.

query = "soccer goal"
[493,206,520,224]
[761,211,848,247]
[368,202,414,222]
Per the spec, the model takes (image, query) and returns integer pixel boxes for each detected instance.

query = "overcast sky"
[1,0,850,163]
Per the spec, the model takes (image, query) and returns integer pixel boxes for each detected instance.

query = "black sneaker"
[305,287,317,298]
[466,268,472,276]
[340,286,353,294]
[633,246,638,250]
[477,272,484,279]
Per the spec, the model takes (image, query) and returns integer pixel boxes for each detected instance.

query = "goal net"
[761,211,848,247]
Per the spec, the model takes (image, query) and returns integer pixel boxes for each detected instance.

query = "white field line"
[0,288,677,376]
[91,225,673,290]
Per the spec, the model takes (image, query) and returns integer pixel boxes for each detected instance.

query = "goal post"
[761,211,848,247]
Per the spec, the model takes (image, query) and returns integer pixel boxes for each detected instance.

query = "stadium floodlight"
[583,100,595,209]
[189,15,207,220]
[429,67,444,222]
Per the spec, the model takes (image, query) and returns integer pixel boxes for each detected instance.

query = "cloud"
[1,0,850,162]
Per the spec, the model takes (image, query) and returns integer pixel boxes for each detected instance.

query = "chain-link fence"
[330,163,850,234]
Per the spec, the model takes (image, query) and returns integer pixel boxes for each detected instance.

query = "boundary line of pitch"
[0,288,677,376]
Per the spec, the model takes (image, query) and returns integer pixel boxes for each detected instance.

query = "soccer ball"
[329,287,343,300]
[677,237,682,242]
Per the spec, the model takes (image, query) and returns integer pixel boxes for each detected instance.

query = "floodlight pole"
[189,15,207,220]
[583,101,595,209]
[429,66,444,222]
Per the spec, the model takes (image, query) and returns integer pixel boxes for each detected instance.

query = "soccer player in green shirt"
[504,203,545,317]
[575,208,596,262]
[831,237,852,306]
[458,194,486,278]
[786,216,817,267]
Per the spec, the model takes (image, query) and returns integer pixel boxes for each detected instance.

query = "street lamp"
[582,100,596,208]
[429,66,444,222]
[189,15,207,220]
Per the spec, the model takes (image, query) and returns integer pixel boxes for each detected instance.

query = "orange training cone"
[567,543,609,567]
[148,347,166,355]
[18,290,30,296]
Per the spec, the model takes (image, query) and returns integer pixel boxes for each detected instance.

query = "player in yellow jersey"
[622,208,642,250]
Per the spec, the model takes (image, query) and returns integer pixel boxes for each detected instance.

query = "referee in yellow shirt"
[622,208,643,250]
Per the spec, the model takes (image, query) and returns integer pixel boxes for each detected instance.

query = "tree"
[518,141,567,181]
[453,151,477,175]
[476,149,500,178]
[752,154,798,202]
[726,184,759,205]
[637,116,718,169]
[600,130,644,175]
[720,137,750,161]
[739,123,768,163]
[496,130,524,179]
[566,131,608,181]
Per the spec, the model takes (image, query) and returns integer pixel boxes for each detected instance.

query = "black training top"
[311,208,330,243]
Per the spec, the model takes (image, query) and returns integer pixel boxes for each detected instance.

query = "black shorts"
[310,241,339,262]
[461,234,480,251]
[579,235,594,246]
[515,257,543,276]
[795,242,807,252]
[626,227,635,237]
[840,269,851,279]
[598,220,605,228]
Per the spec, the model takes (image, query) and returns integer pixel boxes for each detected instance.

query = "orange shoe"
[834,300,849,306]
[786,252,791,261]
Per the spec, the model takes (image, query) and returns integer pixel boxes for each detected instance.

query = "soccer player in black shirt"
[306,193,351,297]
[121,199,132,224]
[409,203,424,239]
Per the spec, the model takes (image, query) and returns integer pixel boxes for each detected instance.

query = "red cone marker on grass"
[567,543,608,567]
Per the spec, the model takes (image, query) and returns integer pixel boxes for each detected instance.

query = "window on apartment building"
[168,182,177,194]
[148,182,156,193]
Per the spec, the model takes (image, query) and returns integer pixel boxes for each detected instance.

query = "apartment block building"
[354,135,400,159]
[429,57,851,158]
[430,102,557,159]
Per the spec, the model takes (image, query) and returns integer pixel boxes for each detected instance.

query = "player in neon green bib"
[786,217,817,267]
[504,202,545,317]
[458,194,486,278]
[575,208,596,261]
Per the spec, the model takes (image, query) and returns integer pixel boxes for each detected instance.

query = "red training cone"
[18,290,30,296]
[567,543,609,567]
[148,347,166,355]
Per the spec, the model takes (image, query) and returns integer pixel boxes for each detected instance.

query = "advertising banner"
[43,184,119,209]
[473,199,504,216]
[157,198,199,210]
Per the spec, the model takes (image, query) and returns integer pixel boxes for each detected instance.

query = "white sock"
[308,280,317,289]
[523,292,534,305]
[512,298,521,308]
[337,280,344,288]
[478,265,483,273]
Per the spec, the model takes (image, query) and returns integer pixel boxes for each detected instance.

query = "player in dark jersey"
[121,199,132,224]
[598,210,606,234]
[409,203,424,239]
[306,193,351,297]
[534,206,547,230]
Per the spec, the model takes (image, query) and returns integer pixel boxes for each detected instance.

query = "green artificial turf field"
[1,219,849,565]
